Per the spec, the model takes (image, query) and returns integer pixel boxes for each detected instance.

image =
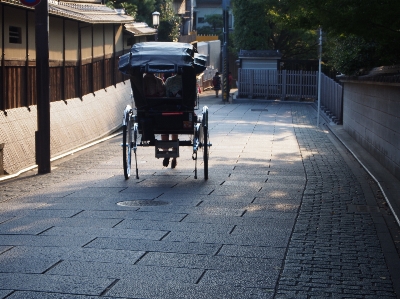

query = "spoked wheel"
[202,106,209,180]
[203,126,209,179]
[123,108,133,179]
[133,122,139,179]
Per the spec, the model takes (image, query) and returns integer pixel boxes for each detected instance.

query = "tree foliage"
[231,0,318,59]
[231,0,269,51]
[106,0,180,42]
[106,0,155,23]
[325,35,381,75]
[156,0,180,42]
[203,14,223,33]
[286,0,400,74]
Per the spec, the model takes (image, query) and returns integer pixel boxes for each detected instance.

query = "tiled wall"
[0,81,132,175]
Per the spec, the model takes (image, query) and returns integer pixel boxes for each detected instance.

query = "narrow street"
[0,92,399,298]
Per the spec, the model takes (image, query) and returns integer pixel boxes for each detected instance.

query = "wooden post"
[1,7,5,111]
[35,0,51,174]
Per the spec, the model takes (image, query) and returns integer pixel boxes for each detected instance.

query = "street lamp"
[152,11,160,41]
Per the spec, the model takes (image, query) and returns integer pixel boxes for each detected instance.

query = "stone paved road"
[0,96,399,299]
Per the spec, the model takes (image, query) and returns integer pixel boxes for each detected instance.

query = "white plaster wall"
[343,81,400,180]
[0,81,132,174]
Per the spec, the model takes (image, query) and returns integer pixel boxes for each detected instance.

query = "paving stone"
[0,290,13,298]
[39,226,167,240]
[107,279,274,299]
[0,273,113,295]
[46,260,204,283]
[4,291,112,298]
[0,100,398,298]
[85,237,220,255]
[0,256,59,274]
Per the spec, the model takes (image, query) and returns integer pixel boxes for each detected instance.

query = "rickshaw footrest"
[155,140,179,158]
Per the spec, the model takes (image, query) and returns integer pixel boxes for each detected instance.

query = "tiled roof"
[124,22,157,36]
[1,0,134,24]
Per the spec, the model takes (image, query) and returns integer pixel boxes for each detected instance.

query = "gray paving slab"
[164,230,290,247]
[0,273,113,295]
[115,218,233,233]
[137,251,280,272]
[46,260,204,283]
[63,187,129,198]
[198,268,279,288]
[0,95,399,298]
[0,216,123,231]
[0,235,94,247]
[0,290,13,298]
[85,237,220,255]
[1,246,145,265]
[4,292,112,299]
[106,279,274,299]
[182,212,297,225]
[0,256,59,274]
[217,244,287,259]
[39,226,167,240]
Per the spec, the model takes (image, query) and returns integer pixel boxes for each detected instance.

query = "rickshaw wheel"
[123,113,132,180]
[203,126,209,180]
[202,107,209,180]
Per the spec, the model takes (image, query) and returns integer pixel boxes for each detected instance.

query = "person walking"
[228,71,233,94]
[212,72,221,97]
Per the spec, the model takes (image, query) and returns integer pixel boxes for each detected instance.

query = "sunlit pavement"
[0,90,399,299]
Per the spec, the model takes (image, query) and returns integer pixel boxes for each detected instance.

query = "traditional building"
[0,0,140,175]
[0,0,137,109]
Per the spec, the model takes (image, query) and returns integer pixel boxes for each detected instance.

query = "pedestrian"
[228,71,233,95]
[212,72,221,97]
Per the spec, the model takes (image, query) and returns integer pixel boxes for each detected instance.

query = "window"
[198,17,205,24]
[9,26,22,44]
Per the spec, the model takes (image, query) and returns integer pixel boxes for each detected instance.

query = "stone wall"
[0,81,132,175]
[342,80,400,180]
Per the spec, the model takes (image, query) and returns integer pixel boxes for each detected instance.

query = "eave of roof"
[1,0,134,24]
[124,22,157,36]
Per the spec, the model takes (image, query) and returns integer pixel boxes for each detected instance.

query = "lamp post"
[152,11,160,41]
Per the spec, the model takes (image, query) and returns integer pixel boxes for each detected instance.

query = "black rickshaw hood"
[119,42,207,75]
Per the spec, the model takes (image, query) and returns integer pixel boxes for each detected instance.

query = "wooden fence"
[238,69,318,100]
[0,55,126,110]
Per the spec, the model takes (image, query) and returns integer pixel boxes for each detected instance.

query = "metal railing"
[238,68,343,123]
[320,73,343,124]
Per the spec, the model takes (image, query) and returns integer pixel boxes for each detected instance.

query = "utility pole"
[222,0,230,102]
[35,0,51,174]
[190,0,194,32]
[317,27,322,127]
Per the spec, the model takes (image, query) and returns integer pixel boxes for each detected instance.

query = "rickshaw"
[118,42,211,180]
